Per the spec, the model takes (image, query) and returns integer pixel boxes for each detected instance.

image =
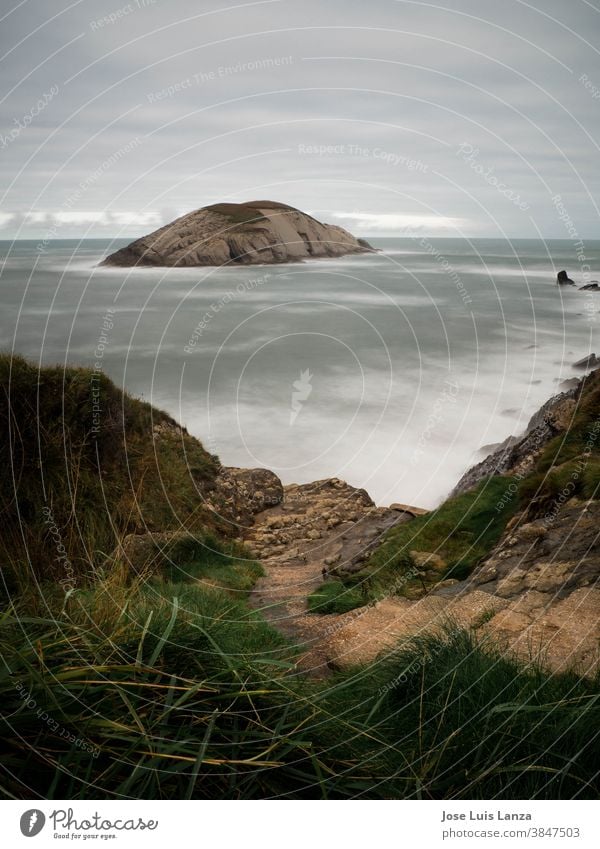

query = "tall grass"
[0,354,221,591]
[1,574,599,799]
[363,629,600,798]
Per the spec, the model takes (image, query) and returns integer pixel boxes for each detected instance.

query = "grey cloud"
[1,0,599,239]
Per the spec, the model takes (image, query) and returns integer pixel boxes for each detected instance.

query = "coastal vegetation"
[1,356,599,799]
[3,583,598,799]
[309,476,519,614]
[0,353,221,594]
[518,373,600,509]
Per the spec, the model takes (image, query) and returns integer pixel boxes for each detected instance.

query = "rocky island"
[100,200,374,267]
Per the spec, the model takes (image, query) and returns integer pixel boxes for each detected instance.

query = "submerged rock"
[100,200,374,267]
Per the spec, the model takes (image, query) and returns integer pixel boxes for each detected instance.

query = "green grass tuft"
[317,476,519,611]
[2,603,598,800]
[307,580,365,614]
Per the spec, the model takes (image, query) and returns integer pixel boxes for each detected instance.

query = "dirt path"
[243,479,507,675]
[245,478,408,675]
[245,480,600,678]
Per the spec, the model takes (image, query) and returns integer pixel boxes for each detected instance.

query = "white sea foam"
[1,236,598,507]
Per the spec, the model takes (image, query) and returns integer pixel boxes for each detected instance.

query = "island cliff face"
[100,200,374,267]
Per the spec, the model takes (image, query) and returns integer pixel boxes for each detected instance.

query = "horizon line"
[1,235,597,242]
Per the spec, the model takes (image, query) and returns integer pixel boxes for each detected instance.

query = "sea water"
[1,236,598,508]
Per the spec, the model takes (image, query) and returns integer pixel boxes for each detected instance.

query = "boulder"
[207,466,284,527]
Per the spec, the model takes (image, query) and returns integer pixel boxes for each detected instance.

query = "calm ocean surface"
[1,237,598,508]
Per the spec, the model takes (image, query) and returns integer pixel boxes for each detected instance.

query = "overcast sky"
[1,0,600,239]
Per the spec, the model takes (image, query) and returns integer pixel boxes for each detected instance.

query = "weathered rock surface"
[317,494,600,675]
[324,591,509,669]
[480,587,600,675]
[324,581,600,676]
[451,383,580,496]
[206,466,283,528]
[244,478,412,671]
[100,200,374,267]
[245,477,410,574]
[443,494,600,675]
[470,498,600,599]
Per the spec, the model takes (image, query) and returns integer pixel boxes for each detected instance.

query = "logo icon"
[290,369,313,425]
[20,810,45,837]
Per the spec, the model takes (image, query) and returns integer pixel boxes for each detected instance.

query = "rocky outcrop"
[470,498,600,599]
[573,354,600,369]
[245,478,408,575]
[206,466,284,528]
[316,494,600,675]
[451,383,580,496]
[100,200,374,267]
[244,478,412,664]
[444,494,600,675]
[557,269,575,285]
